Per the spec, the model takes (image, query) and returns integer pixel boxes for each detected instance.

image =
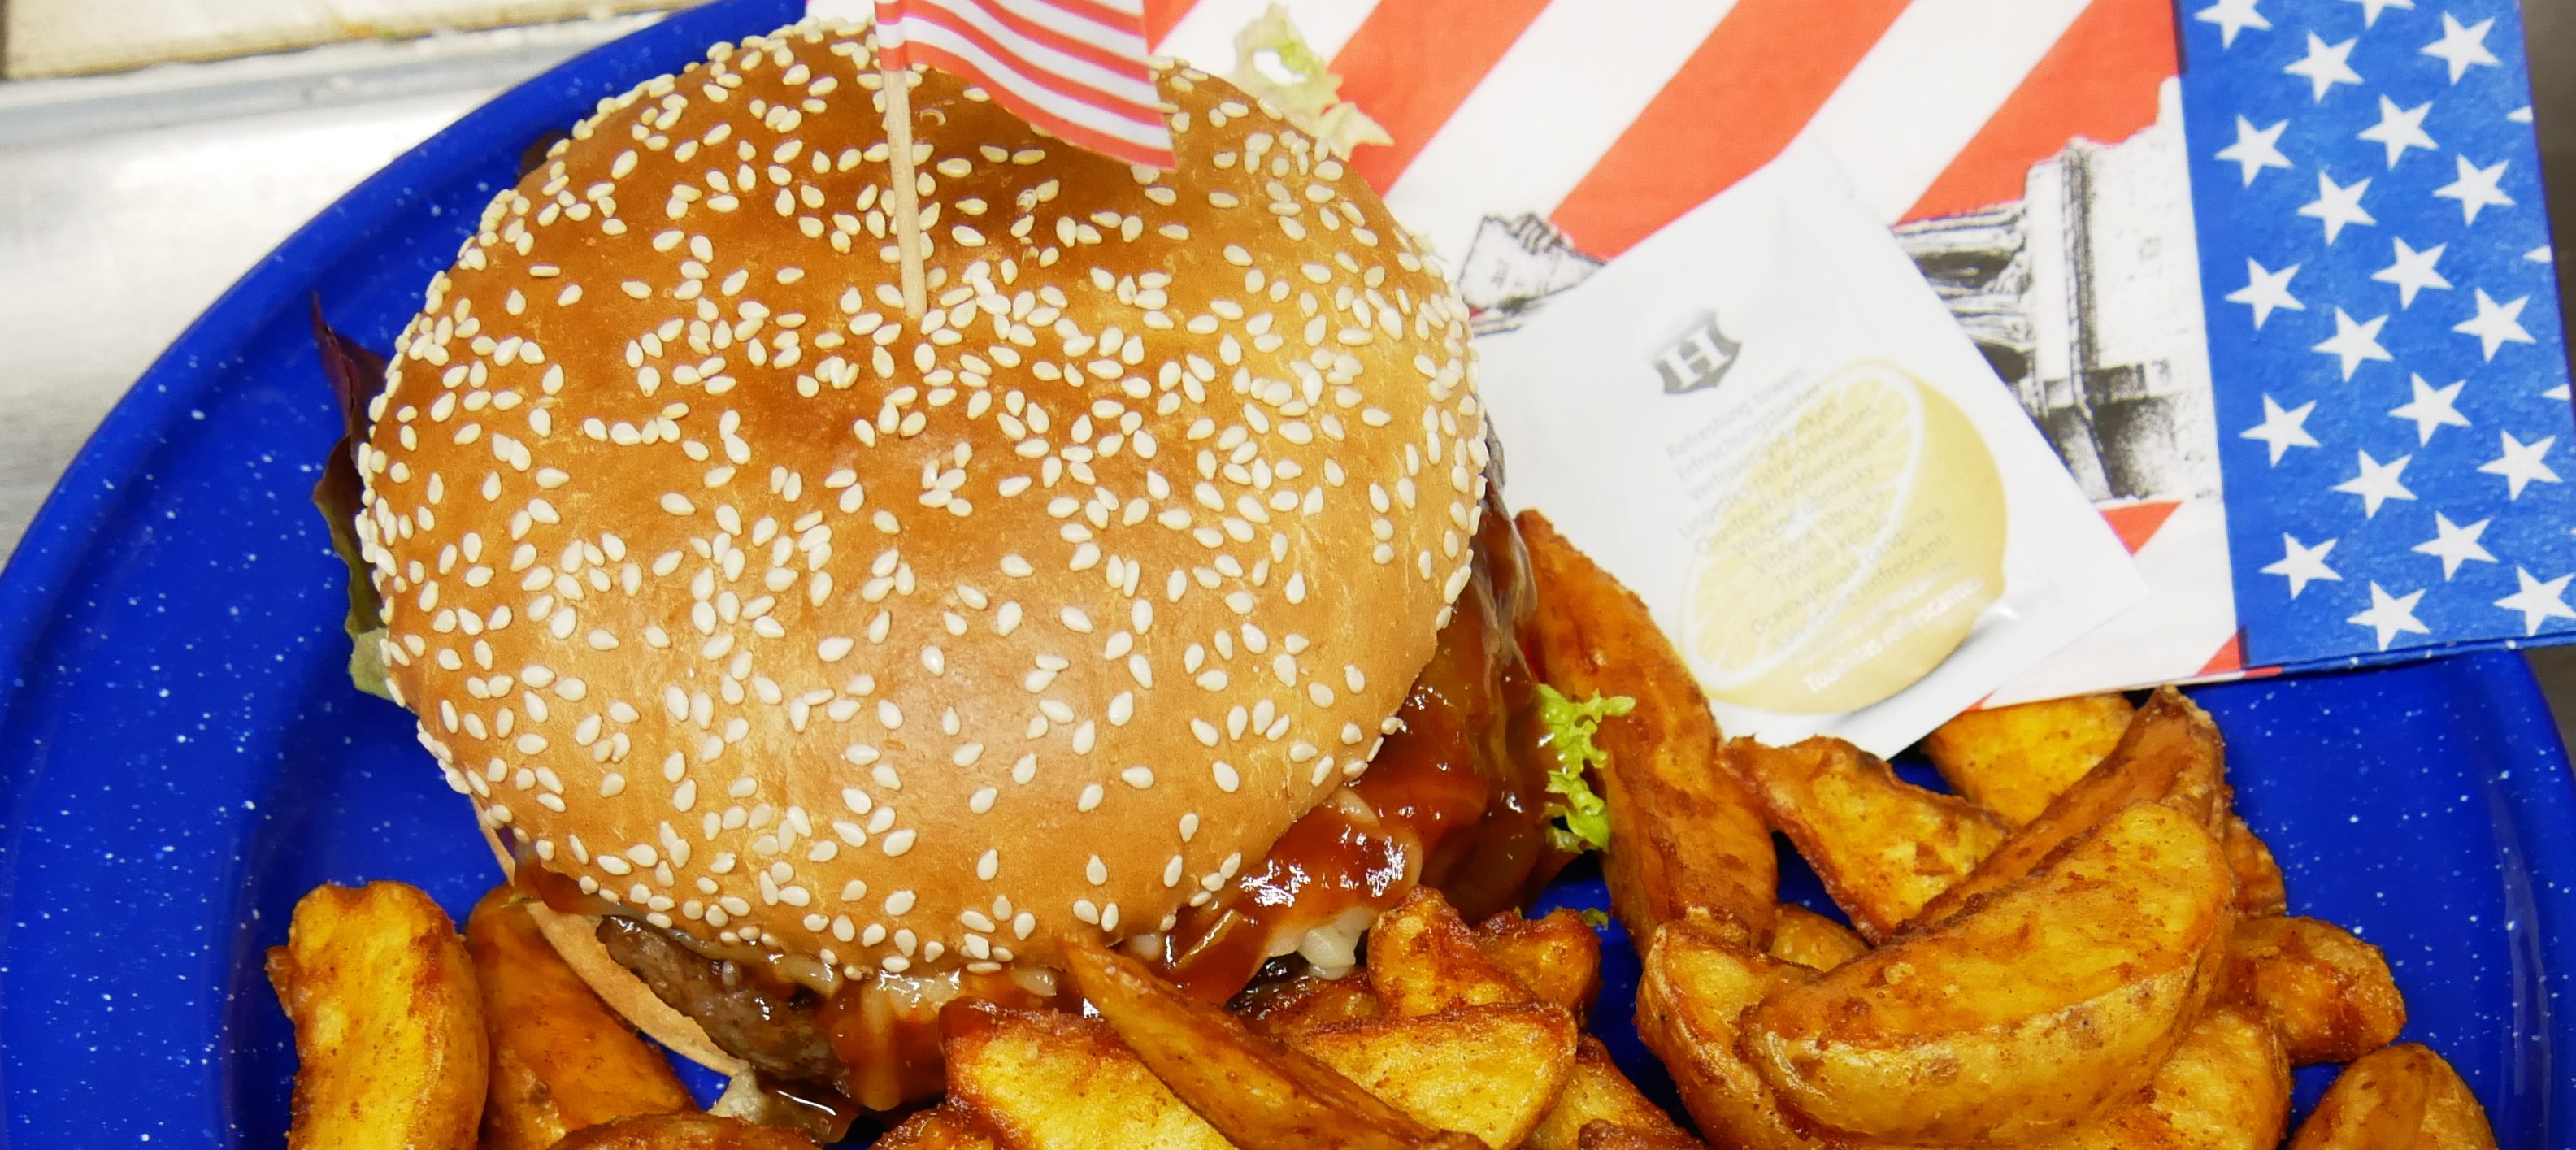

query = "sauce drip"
[819,967,1064,1110]
[1158,496,1564,1000]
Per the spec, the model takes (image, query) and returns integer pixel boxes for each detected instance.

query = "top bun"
[354,20,1488,979]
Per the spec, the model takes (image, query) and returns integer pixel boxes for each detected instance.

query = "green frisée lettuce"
[1229,4,1392,157]
[1536,684,1634,853]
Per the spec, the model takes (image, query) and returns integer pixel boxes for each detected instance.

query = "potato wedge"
[1741,801,2236,1145]
[2044,1009,2291,1149]
[1517,510,1777,947]
[2222,814,2291,917]
[1576,1122,1710,1150]
[1474,909,1602,1017]
[2288,1044,2499,1149]
[1053,937,1479,1150]
[1728,737,2005,940]
[1287,1005,1579,1149]
[1240,974,1385,1035]
[873,1106,998,1150]
[267,882,486,1150]
[1766,905,1869,973]
[1634,919,1922,1150]
[1920,693,2135,826]
[1909,687,2226,928]
[2219,916,2407,1065]
[463,888,691,1150]
[941,1001,1236,1150]
[546,1113,819,1150]
[1526,1037,1691,1150]
[1369,888,1535,1017]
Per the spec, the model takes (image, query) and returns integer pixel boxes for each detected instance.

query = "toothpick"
[880,59,928,320]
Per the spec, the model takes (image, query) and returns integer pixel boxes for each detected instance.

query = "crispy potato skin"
[1765,905,1869,973]
[463,888,691,1150]
[2219,917,2408,1065]
[1635,920,1936,1150]
[1729,738,2005,940]
[1053,939,1476,1150]
[1287,1005,1579,1149]
[2222,815,2291,917]
[2044,1009,2291,1150]
[1575,1121,1710,1150]
[1921,694,2135,827]
[1741,802,2236,1146]
[1240,974,1386,1035]
[871,1106,999,1150]
[1909,688,2226,928]
[1473,909,1603,1018]
[267,882,486,1150]
[547,1113,819,1150]
[1368,889,1537,1017]
[1525,1038,1692,1150]
[2288,1044,2500,1149]
[1516,510,1777,948]
[940,1002,1239,1150]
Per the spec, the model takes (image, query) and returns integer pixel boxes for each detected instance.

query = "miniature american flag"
[871,0,1176,170]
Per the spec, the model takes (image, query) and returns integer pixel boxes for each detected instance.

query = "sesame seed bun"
[357,20,1488,983]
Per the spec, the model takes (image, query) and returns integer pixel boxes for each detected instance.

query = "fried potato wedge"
[1576,1122,1710,1150]
[872,1106,999,1150]
[1053,938,1478,1150]
[2045,1009,2291,1150]
[1920,693,2135,827]
[1368,888,1536,1017]
[1240,974,1385,1035]
[1766,905,1869,973]
[1909,687,2226,928]
[1474,909,1602,1018]
[1741,801,2236,1145]
[2288,1044,2499,1149]
[267,882,486,1150]
[1728,737,2005,940]
[1525,1038,1691,1150]
[2222,814,2291,917]
[2219,916,2407,1065]
[1635,919,1927,1150]
[1286,1005,1579,1149]
[1517,510,1777,947]
[463,888,691,1150]
[546,1113,819,1150]
[941,1001,1236,1150]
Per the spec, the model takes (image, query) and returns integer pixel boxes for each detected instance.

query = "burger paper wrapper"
[1476,155,2144,754]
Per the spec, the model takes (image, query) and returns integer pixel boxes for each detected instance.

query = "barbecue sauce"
[1158,497,1565,1000]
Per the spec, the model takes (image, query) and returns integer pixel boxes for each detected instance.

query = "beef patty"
[595,916,839,1083]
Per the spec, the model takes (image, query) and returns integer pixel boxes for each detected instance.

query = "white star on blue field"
[2183,0,2574,663]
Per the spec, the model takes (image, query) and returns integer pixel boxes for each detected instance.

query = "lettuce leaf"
[1536,683,1634,853]
[1229,3,1394,157]
[309,301,395,702]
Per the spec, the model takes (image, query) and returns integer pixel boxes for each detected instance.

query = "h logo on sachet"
[1654,312,1740,395]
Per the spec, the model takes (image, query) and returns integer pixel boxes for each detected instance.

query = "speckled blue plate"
[2,2,2573,1145]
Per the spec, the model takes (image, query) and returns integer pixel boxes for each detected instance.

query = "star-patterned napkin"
[2183,0,2574,668]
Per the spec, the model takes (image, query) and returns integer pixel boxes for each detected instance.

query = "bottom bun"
[481,822,747,1075]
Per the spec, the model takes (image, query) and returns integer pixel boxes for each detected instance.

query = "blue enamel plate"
[2,2,2571,1144]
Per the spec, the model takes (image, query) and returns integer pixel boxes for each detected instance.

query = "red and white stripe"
[1144,0,2179,260]
[873,0,1176,169]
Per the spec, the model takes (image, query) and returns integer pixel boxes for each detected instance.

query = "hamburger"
[347,18,1568,1115]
